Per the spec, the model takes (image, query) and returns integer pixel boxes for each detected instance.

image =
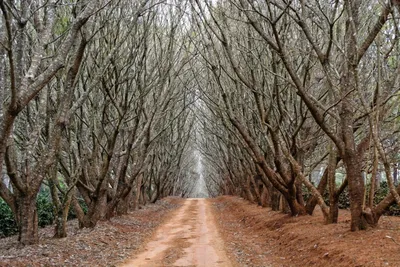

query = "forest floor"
[1,196,400,267]
[0,197,183,267]
[212,196,400,267]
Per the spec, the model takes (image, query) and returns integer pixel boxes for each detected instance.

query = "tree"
[0,0,107,245]
[190,0,400,230]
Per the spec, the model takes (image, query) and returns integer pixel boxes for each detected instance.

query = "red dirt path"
[121,198,234,267]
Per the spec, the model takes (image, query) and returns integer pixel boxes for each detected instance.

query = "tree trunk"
[105,185,132,219]
[116,187,134,215]
[271,188,280,211]
[71,192,86,229]
[285,191,307,215]
[368,147,379,208]
[260,184,270,207]
[81,190,107,228]
[341,0,368,231]
[245,175,255,202]
[138,181,147,208]
[328,148,339,223]
[295,179,305,207]
[279,195,291,213]
[133,174,143,210]
[306,171,328,215]
[17,195,39,245]
[328,197,339,224]
[150,187,159,203]
[250,175,262,205]
[105,199,117,220]
[343,154,368,230]
[54,195,72,238]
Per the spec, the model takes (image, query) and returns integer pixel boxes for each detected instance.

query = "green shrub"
[0,198,18,238]
[374,181,400,216]
[36,187,55,227]
[374,181,389,204]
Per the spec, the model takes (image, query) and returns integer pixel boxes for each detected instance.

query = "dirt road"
[121,198,233,267]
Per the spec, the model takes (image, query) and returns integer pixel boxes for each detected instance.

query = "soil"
[0,197,182,267]
[212,196,400,267]
[121,198,234,267]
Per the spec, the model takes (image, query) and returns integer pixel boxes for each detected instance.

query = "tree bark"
[17,194,39,245]
[54,195,72,238]
[343,152,367,230]
[306,171,328,215]
[133,174,143,210]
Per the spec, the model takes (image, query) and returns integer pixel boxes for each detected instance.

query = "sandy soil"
[121,198,234,267]
[212,196,400,267]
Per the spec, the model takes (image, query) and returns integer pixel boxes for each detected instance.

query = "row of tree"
[0,0,199,245]
[193,0,400,231]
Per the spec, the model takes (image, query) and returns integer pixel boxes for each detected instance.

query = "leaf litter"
[0,197,182,267]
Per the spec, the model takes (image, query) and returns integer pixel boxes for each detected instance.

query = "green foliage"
[374,181,400,216]
[36,188,55,228]
[0,198,18,238]
[374,181,389,203]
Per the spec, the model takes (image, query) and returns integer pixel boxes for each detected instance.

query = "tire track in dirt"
[120,198,233,267]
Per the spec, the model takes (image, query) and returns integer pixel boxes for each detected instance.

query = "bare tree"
[0,0,109,245]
